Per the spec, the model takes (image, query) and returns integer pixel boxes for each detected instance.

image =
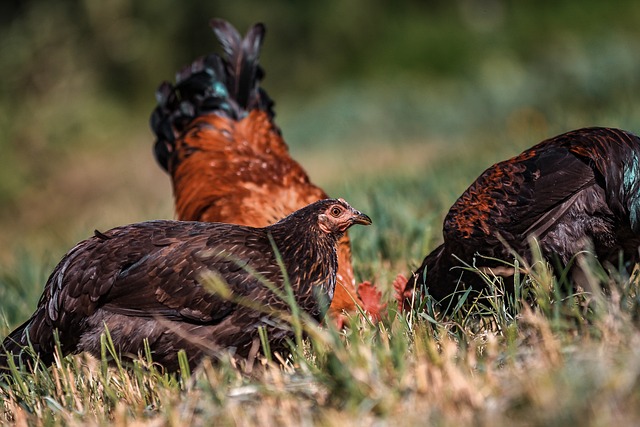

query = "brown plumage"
[399,127,640,312]
[150,19,384,325]
[0,199,371,373]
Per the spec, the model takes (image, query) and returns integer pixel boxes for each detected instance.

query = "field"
[2,2,640,425]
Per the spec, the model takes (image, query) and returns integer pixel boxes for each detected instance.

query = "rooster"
[397,127,640,311]
[150,19,384,326]
[1,199,372,373]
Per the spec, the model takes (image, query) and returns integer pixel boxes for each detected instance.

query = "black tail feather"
[150,19,274,172]
[210,18,266,110]
[407,244,447,301]
[0,319,46,375]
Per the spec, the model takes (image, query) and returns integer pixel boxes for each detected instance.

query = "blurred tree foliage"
[1,0,640,208]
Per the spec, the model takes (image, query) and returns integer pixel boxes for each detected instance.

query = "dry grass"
[2,259,640,426]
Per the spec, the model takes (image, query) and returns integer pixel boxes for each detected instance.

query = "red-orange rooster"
[150,19,384,326]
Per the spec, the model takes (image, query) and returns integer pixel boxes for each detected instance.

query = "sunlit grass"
[3,113,640,424]
[2,231,640,426]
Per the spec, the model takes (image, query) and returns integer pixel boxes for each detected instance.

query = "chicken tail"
[401,243,450,310]
[150,18,273,172]
[1,313,55,374]
[1,320,32,373]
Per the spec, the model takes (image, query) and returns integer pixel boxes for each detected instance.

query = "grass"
[2,259,640,426]
[3,112,640,426]
[3,173,640,426]
[3,111,640,426]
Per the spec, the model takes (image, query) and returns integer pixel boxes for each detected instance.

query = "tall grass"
[2,244,640,425]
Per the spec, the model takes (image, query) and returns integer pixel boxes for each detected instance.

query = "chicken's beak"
[351,211,372,226]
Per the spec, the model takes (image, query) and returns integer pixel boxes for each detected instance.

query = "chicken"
[150,19,384,325]
[0,199,372,373]
[399,127,640,311]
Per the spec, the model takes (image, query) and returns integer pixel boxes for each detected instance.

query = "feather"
[210,18,266,110]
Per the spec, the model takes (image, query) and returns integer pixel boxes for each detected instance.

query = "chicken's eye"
[330,206,343,217]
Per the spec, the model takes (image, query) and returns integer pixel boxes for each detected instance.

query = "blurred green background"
[1,0,640,267]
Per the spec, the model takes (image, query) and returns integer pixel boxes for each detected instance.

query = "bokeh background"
[2,0,640,271]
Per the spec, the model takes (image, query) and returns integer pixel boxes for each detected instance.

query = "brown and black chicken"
[150,19,384,326]
[1,199,371,373]
[397,127,640,312]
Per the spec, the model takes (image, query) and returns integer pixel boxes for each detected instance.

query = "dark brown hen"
[400,127,640,311]
[0,199,371,373]
[150,19,385,325]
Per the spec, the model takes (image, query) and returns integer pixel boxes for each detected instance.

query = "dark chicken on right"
[398,127,640,311]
